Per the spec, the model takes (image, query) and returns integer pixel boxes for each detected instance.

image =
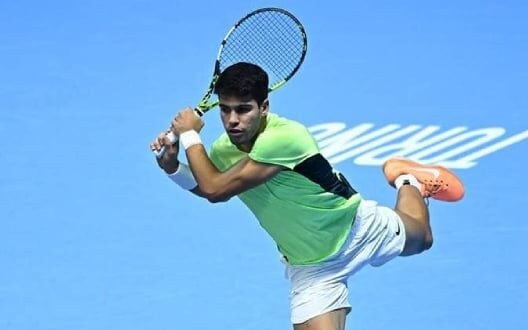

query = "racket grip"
[153,108,203,159]
[153,131,178,159]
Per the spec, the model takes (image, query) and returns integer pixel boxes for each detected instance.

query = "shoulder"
[257,113,315,145]
[265,113,310,134]
[249,113,319,169]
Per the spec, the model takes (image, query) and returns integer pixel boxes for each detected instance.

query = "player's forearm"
[163,160,217,200]
[185,145,230,201]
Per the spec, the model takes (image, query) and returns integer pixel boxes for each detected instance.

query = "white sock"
[395,174,421,190]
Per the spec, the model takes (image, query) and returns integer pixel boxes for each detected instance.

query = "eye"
[236,106,252,113]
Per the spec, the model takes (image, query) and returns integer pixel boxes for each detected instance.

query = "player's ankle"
[394,174,421,190]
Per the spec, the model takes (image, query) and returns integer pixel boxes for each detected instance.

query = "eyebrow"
[219,103,253,110]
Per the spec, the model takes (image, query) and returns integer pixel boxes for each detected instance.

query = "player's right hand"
[151,132,180,174]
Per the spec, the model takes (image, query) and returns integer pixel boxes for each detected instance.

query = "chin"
[228,136,244,145]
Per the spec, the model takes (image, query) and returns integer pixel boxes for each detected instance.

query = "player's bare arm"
[151,131,282,201]
[169,107,282,202]
[188,146,282,202]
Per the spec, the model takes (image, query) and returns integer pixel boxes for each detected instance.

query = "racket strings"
[219,11,306,88]
[239,13,303,76]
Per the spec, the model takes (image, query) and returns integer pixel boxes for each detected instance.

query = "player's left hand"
[170,107,204,136]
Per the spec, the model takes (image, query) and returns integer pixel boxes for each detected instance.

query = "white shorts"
[284,199,406,324]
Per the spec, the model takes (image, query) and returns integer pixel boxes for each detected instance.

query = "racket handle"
[153,108,204,158]
[153,131,178,158]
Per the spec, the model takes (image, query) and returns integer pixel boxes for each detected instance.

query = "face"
[218,95,269,150]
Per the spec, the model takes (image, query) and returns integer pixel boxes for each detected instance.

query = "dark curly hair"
[214,62,269,106]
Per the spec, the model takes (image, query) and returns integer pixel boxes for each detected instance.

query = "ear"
[260,99,269,116]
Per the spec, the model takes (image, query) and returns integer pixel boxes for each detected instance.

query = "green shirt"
[210,113,361,265]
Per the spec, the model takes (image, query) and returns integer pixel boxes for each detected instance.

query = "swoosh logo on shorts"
[412,167,440,178]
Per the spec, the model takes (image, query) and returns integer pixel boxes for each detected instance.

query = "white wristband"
[180,130,203,150]
[168,163,197,190]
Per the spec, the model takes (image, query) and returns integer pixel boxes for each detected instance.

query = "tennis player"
[151,62,464,330]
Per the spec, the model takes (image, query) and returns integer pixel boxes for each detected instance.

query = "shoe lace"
[422,179,449,198]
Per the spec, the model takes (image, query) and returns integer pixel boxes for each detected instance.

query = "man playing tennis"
[151,62,464,330]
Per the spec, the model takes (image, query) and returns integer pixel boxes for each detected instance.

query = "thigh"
[293,308,347,330]
[351,199,406,267]
[287,200,405,324]
[288,273,351,325]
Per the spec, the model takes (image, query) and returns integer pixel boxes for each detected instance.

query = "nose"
[228,111,239,126]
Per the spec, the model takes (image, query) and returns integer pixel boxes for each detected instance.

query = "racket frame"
[155,7,307,157]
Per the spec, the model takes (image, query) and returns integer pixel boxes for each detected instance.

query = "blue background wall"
[1,1,527,329]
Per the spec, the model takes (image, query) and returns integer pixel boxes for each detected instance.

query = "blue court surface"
[1,1,527,329]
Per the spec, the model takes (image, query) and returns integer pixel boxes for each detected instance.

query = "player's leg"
[293,308,347,330]
[394,184,433,256]
[286,241,354,330]
[383,157,465,256]
[286,198,404,330]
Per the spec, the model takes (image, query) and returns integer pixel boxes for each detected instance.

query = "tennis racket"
[154,7,308,157]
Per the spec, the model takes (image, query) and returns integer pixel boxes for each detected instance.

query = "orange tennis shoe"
[383,157,465,202]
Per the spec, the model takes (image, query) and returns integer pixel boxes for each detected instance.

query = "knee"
[410,233,433,255]
[419,231,433,252]
[423,235,433,251]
